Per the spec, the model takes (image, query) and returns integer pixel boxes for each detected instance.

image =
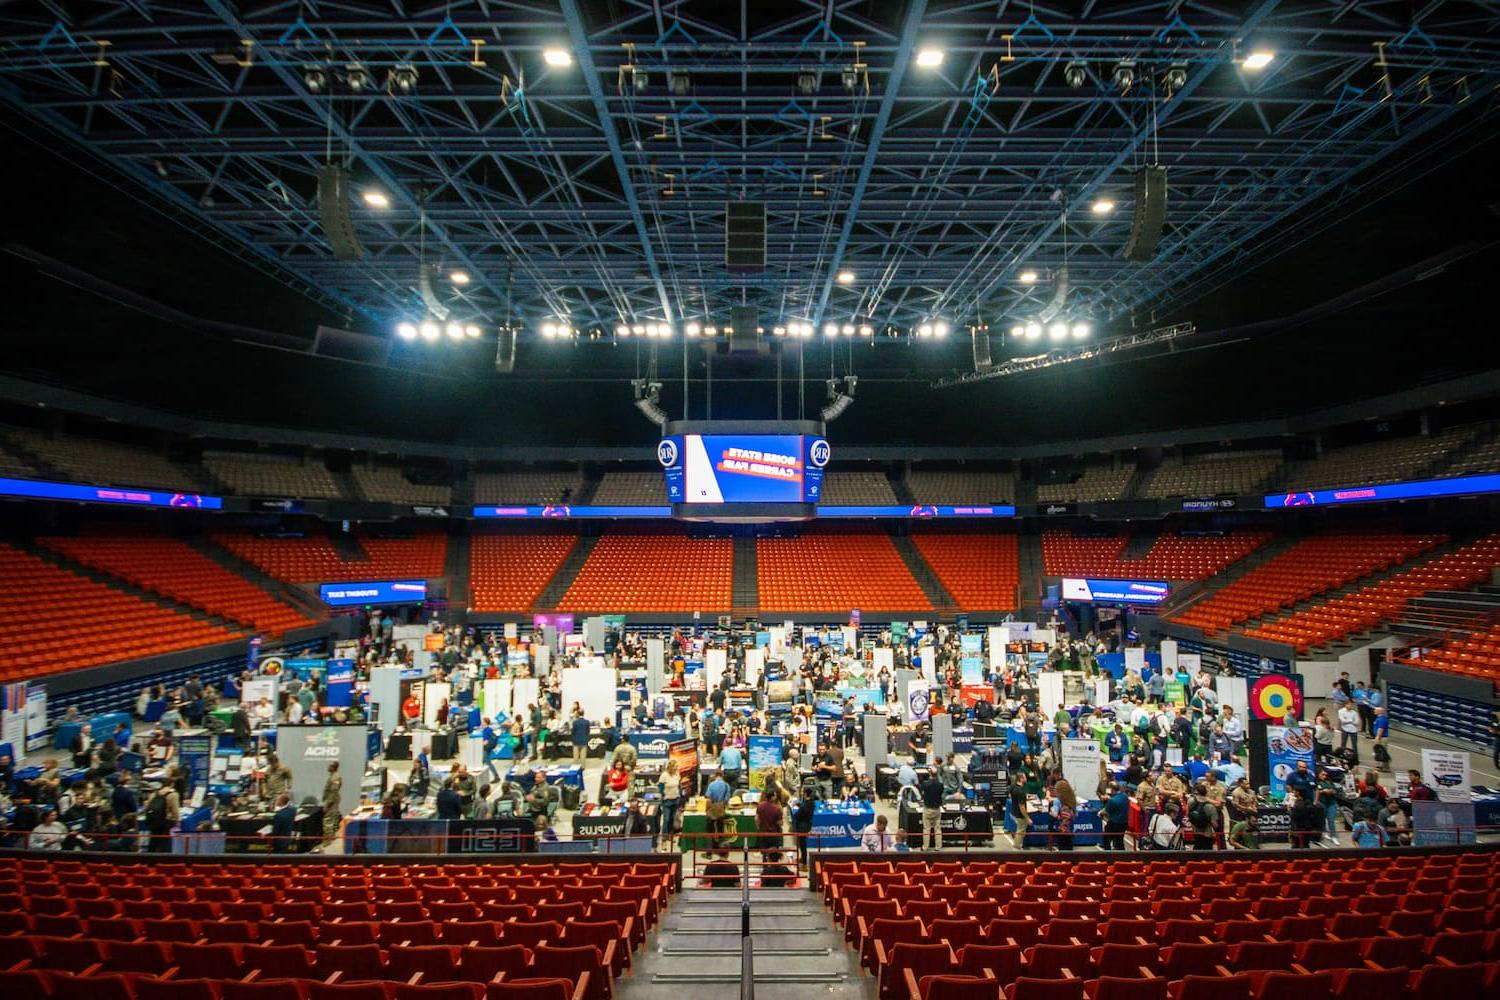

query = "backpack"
[144,791,169,829]
[1188,800,1211,829]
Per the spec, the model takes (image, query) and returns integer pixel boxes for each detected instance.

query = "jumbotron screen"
[659,433,828,504]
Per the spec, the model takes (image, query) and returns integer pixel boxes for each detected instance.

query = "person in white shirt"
[286,700,305,725]
[1221,707,1244,757]
[861,814,895,852]
[1337,704,1360,756]
[29,809,69,850]
[1147,808,1181,849]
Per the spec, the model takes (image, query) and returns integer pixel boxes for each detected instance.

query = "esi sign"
[319,579,428,607]
[1061,578,1170,605]
[1266,471,1500,509]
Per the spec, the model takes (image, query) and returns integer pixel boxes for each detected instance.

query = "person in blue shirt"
[569,711,590,763]
[269,793,297,853]
[435,778,463,820]
[1101,783,1131,850]
[718,744,743,787]
[704,770,732,843]
[1106,724,1128,763]
[1363,686,1383,736]
[1284,760,1315,800]
[110,773,140,821]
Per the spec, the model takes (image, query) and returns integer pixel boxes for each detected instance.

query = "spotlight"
[842,324,855,336]
[858,324,873,337]
[657,324,673,339]
[1010,325,1024,338]
[541,322,558,338]
[449,270,470,285]
[917,323,933,338]
[1071,322,1091,339]
[362,190,389,209]
[836,270,855,285]
[916,47,944,68]
[1242,49,1274,71]
[1112,60,1135,92]
[1064,61,1087,88]
[704,326,718,336]
[823,323,839,338]
[389,64,418,93]
[558,323,573,338]
[1092,198,1115,215]
[396,322,418,341]
[685,321,701,337]
[466,324,482,339]
[773,325,786,336]
[445,322,464,340]
[797,70,817,95]
[631,324,644,336]
[630,67,648,93]
[644,324,658,337]
[1018,270,1038,284]
[419,320,440,342]
[933,321,949,338]
[616,325,630,338]
[1048,322,1068,341]
[544,48,573,68]
[841,67,859,91]
[668,70,691,96]
[302,65,327,92]
[1025,322,1042,339]
[801,323,815,339]
[345,64,371,92]
[1164,62,1187,94]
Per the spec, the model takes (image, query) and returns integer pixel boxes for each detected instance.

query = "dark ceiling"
[1,2,1497,450]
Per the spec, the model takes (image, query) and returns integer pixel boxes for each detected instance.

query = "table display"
[221,807,323,854]
[505,764,583,791]
[571,801,660,840]
[810,802,875,849]
[54,712,132,750]
[875,764,932,799]
[897,800,994,846]
[679,805,757,850]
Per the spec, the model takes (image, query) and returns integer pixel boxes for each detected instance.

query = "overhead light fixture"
[841,67,859,91]
[1071,322,1091,339]
[668,70,691,96]
[345,63,371,92]
[389,64,418,93]
[1164,62,1187,94]
[449,270,470,285]
[362,190,389,209]
[1064,61,1087,88]
[1009,325,1024,338]
[858,324,873,337]
[820,376,857,422]
[616,324,630,337]
[1242,49,1274,71]
[632,379,667,428]
[704,326,718,336]
[419,320,440,342]
[836,270,855,285]
[445,322,464,341]
[916,47,944,68]
[1092,198,1115,215]
[303,65,328,93]
[685,321,701,337]
[1025,322,1042,339]
[933,321,949,338]
[917,323,933,338]
[631,324,644,336]
[1048,322,1068,341]
[797,70,818,95]
[558,323,573,338]
[543,48,572,68]
[658,324,673,339]
[1018,270,1038,284]
[396,322,417,341]
[842,324,855,336]
[773,325,786,337]
[1111,60,1135,92]
[630,67,648,93]
[541,322,558,338]
[823,323,839,338]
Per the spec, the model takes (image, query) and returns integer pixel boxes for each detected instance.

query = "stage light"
[1010,325,1024,338]
[685,321,701,337]
[773,325,786,336]
[449,270,470,285]
[396,322,417,341]
[1064,61,1087,88]
[445,322,464,340]
[302,65,327,92]
[559,323,573,338]
[1025,322,1042,339]
[419,320,440,342]
[704,326,718,336]
[917,323,933,338]
[836,270,855,285]
[916,47,944,68]
[541,322,558,338]
[345,64,371,92]
[1018,270,1038,284]
[1164,62,1187,94]
[543,48,572,68]
[842,67,859,91]
[616,324,630,338]
[933,321,949,338]
[797,70,817,95]
[823,323,839,338]
[859,324,873,337]
[1111,60,1135,91]
[1092,198,1115,215]
[389,64,418,93]
[842,324,855,336]
[1048,322,1068,341]
[1071,322,1091,339]
[630,67,648,93]
[668,70,691,96]
[657,324,673,339]
[1243,49,1274,70]
[362,190,389,208]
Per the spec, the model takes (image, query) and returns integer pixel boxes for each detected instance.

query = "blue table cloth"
[810,802,875,849]
[506,764,583,791]
[54,712,132,750]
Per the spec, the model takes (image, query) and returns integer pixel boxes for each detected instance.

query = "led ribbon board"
[1061,578,1170,605]
[1266,471,1500,508]
[319,580,428,606]
[0,476,222,509]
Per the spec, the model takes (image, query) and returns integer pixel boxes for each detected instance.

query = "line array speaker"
[729,306,760,354]
[317,165,365,261]
[972,329,993,371]
[1123,165,1167,263]
[494,328,516,373]
[726,202,766,273]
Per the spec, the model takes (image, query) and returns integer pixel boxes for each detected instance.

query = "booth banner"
[1266,726,1315,800]
[988,627,1006,668]
[628,731,673,760]
[247,636,262,672]
[1256,805,1292,843]
[178,735,212,799]
[705,648,728,692]
[0,681,23,749]
[1249,674,1304,722]
[1412,800,1477,846]
[1163,680,1187,706]
[669,738,699,798]
[873,647,894,673]
[1060,738,1101,801]
[961,656,984,683]
[902,676,930,723]
[891,622,908,641]
[446,817,537,854]
[1124,648,1146,673]
[422,682,451,727]
[241,677,276,706]
[747,734,784,790]
[961,634,983,654]
[23,683,48,752]
[1158,639,1178,675]
[1177,653,1202,674]
[959,684,996,708]
[324,660,354,708]
[279,725,369,816]
[744,648,765,687]
[533,614,575,635]
[1422,749,1472,802]
[423,633,444,652]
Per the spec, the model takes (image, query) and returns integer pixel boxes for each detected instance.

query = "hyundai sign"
[319,580,429,607]
[1061,578,1170,605]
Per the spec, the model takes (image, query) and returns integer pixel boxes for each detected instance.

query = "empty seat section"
[905,470,1016,504]
[1280,426,1481,491]
[351,466,451,504]
[1139,454,1282,499]
[5,427,202,491]
[470,532,578,612]
[758,531,930,612]
[1035,464,1134,503]
[203,453,345,499]
[213,530,446,583]
[472,470,586,504]
[911,533,1019,611]
[591,472,668,504]
[558,531,732,611]
[821,472,898,504]
[1043,529,1272,581]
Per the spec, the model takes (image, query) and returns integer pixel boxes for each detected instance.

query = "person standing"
[1049,778,1077,851]
[919,770,945,850]
[1337,702,1360,759]
[658,758,682,852]
[143,781,179,854]
[321,762,342,842]
[704,769,731,845]
[755,785,784,854]
[269,793,297,853]
[570,710,590,763]
[1100,782,1130,850]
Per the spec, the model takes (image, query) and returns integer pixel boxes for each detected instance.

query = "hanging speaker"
[726,202,766,274]
[971,329,993,371]
[494,328,516,373]
[1123,166,1167,262]
[317,165,365,261]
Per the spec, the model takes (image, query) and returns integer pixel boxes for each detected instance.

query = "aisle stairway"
[889,534,956,615]
[535,535,599,609]
[732,535,760,617]
[1017,531,1044,616]
[620,887,865,1000]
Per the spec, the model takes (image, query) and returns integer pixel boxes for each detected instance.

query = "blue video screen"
[472,505,672,519]
[319,580,429,606]
[819,504,1016,518]
[660,434,827,504]
[1265,471,1500,509]
[0,476,222,510]
[1062,578,1170,605]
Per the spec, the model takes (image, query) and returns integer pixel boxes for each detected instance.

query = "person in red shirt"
[755,788,784,854]
[1405,769,1436,801]
[606,761,631,802]
[401,694,421,723]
